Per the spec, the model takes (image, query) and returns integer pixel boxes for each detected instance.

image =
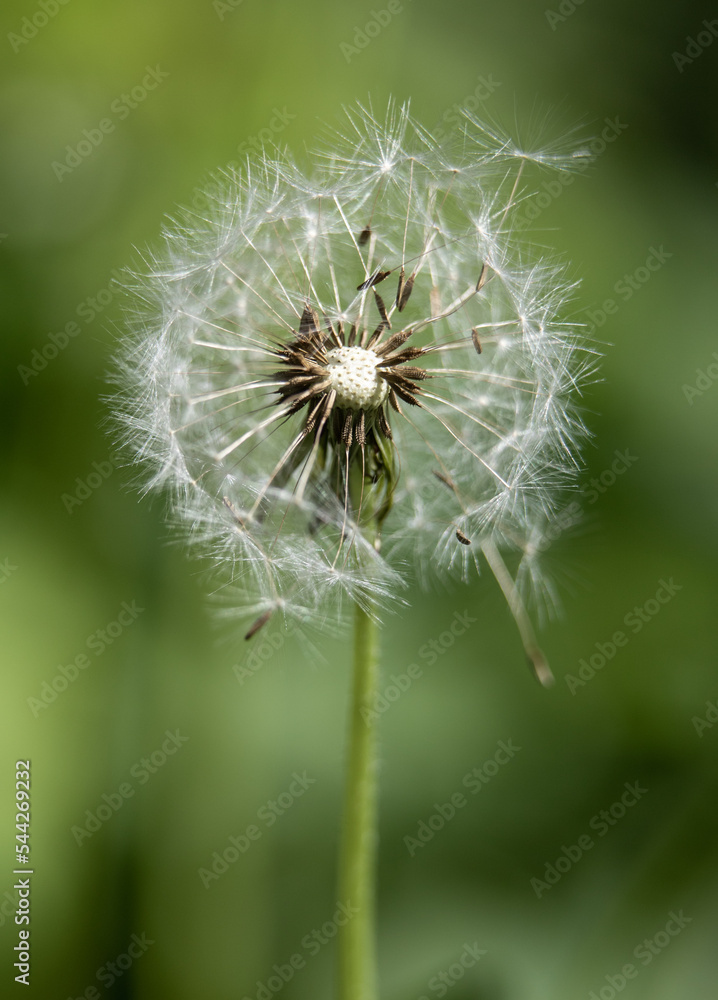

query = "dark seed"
[375,328,413,357]
[376,345,425,366]
[456,529,471,546]
[373,289,391,328]
[395,365,429,380]
[432,470,456,491]
[304,397,325,432]
[384,376,420,406]
[245,610,273,640]
[357,269,391,291]
[471,329,482,354]
[356,410,366,446]
[358,225,372,246]
[377,408,392,440]
[367,322,387,349]
[342,412,353,446]
[299,302,321,339]
[397,271,415,311]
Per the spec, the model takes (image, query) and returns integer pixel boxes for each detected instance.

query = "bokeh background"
[2,0,717,997]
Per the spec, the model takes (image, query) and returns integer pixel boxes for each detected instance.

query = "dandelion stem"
[337,600,380,1000]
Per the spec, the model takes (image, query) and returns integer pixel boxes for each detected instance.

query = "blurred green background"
[1,0,717,997]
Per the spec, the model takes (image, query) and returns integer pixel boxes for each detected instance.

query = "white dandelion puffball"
[116,101,594,644]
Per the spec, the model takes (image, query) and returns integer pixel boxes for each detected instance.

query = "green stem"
[337,601,380,1000]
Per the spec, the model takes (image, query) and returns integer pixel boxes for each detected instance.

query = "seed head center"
[325,345,389,411]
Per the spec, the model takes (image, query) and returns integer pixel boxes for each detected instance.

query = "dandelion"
[114,100,594,1000]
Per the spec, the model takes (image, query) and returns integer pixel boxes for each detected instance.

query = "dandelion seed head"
[112,99,595,643]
